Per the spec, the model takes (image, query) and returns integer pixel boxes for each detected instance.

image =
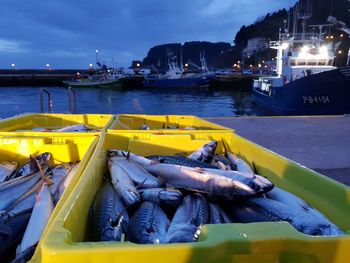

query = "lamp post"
[95,49,99,65]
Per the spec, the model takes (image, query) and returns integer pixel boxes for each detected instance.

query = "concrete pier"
[206,115,350,186]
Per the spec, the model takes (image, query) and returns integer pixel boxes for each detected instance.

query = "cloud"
[0,0,298,68]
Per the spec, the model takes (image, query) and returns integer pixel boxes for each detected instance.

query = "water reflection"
[0,86,270,118]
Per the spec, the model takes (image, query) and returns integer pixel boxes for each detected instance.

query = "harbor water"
[0,86,269,119]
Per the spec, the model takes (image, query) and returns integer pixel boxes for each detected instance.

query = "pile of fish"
[91,141,343,245]
[0,153,78,262]
[16,124,97,132]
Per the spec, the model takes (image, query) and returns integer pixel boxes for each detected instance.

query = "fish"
[208,202,232,224]
[109,150,155,166]
[92,181,129,241]
[139,188,183,206]
[17,182,54,254]
[146,155,218,169]
[108,154,161,188]
[0,169,45,211]
[165,194,209,243]
[188,141,218,163]
[56,124,91,132]
[226,152,253,174]
[11,243,37,263]
[140,163,257,199]
[266,186,344,235]
[127,201,169,244]
[0,213,31,256]
[204,168,274,194]
[52,163,79,205]
[108,157,140,206]
[0,161,18,183]
[210,155,233,171]
[231,197,343,236]
[10,153,52,180]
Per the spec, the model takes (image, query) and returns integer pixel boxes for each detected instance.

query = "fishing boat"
[252,3,350,115]
[63,71,126,88]
[143,52,213,89]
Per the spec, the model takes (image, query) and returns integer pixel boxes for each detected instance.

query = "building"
[243,37,269,57]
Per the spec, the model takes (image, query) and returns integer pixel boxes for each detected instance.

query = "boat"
[143,52,213,89]
[252,3,350,115]
[63,70,126,88]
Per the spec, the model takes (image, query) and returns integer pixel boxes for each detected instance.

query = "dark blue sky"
[0,0,297,69]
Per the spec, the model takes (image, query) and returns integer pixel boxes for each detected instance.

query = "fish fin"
[0,223,13,236]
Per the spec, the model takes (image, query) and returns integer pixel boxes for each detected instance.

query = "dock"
[207,115,350,186]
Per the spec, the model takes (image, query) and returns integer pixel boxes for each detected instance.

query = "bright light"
[326,36,330,39]
[11,63,15,67]
[233,64,237,67]
[282,42,289,49]
[249,64,253,68]
[262,60,265,63]
[340,34,344,38]
[184,63,189,67]
[264,65,268,68]
[301,46,310,53]
[136,63,141,67]
[46,64,50,68]
[107,69,111,73]
[77,72,80,75]
[95,49,99,53]
[272,58,275,61]
[338,50,343,54]
[330,36,334,39]
[237,61,240,63]
[258,64,262,68]
[319,46,328,55]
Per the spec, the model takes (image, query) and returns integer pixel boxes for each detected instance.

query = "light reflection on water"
[0,86,268,118]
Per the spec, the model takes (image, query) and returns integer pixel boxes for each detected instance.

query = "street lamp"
[11,63,16,69]
[136,63,141,67]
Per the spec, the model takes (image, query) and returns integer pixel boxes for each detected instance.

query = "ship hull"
[252,67,350,115]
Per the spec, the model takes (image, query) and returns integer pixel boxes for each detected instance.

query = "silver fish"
[188,141,218,163]
[209,202,232,224]
[0,170,44,211]
[127,202,169,244]
[10,153,52,180]
[56,124,91,132]
[204,168,274,194]
[141,163,256,199]
[93,182,129,241]
[210,155,233,171]
[0,213,31,256]
[52,163,79,205]
[0,161,18,183]
[226,152,253,174]
[139,188,183,206]
[108,157,140,206]
[17,181,54,254]
[266,186,344,235]
[147,155,218,169]
[231,198,342,236]
[165,194,209,243]
[109,154,161,188]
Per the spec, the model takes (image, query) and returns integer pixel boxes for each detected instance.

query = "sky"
[0,0,297,69]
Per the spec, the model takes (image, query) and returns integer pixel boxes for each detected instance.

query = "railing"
[68,86,77,113]
[40,88,52,113]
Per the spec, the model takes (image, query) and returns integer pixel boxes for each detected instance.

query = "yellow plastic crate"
[0,134,99,262]
[0,113,115,134]
[109,114,230,132]
[37,132,350,263]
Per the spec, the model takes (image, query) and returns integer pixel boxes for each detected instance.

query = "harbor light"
[338,50,343,54]
[184,63,189,67]
[11,63,15,68]
[282,42,289,49]
[258,64,262,68]
[340,34,344,38]
[136,63,141,67]
[89,63,93,67]
[237,61,240,64]
[95,49,99,54]
[233,64,237,67]
[330,35,334,39]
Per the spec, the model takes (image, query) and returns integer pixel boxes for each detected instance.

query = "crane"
[327,15,350,65]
